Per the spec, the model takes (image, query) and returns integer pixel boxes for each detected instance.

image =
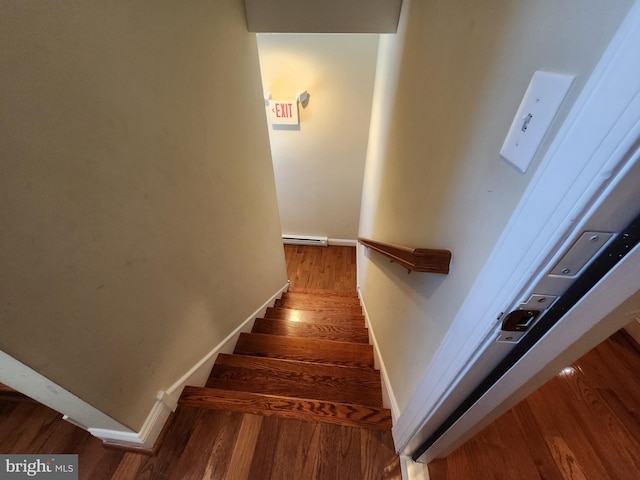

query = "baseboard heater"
[282,235,328,247]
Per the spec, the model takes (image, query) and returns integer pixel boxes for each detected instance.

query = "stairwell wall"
[257,34,378,241]
[358,0,634,414]
[0,0,288,431]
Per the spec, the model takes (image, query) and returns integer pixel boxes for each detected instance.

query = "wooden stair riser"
[274,299,363,314]
[234,333,374,368]
[280,292,361,306]
[252,318,370,343]
[207,354,382,407]
[264,307,365,326]
[179,387,392,430]
[287,287,359,298]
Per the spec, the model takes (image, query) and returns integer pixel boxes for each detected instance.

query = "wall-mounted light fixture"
[296,90,310,108]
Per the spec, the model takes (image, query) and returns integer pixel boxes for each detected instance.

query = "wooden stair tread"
[207,354,382,407]
[179,386,392,430]
[252,318,369,343]
[234,333,374,368]
[264,307,365,326]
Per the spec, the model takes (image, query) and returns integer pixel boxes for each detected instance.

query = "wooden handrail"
[358,237,451,274]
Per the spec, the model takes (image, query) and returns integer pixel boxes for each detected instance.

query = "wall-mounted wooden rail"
[358,237,451,274]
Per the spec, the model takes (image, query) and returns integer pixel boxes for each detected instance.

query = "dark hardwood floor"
[0,245,398,479]
[429,330,640,480]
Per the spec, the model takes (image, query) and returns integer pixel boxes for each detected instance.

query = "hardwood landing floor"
[0,399,396,479]
[284,245,356,292]
[429,330,640,480]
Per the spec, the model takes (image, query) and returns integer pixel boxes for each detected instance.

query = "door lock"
[497,309,542,343]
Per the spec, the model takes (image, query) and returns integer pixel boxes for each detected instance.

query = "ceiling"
[244,0,403,33]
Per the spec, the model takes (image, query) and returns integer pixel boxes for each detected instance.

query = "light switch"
[500,71,574,173]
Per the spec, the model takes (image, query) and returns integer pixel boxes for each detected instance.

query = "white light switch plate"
[500,71,574,173]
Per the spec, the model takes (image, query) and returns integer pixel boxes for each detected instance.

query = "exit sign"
[268,100,298,126]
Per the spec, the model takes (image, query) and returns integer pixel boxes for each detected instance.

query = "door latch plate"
[550,231,614,277]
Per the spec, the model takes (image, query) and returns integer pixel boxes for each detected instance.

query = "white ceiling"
[244,0,403,33]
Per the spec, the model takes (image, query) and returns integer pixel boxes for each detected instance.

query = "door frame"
[394,0,640,459]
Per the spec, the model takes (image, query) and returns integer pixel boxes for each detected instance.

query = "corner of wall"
[24,282,290,451]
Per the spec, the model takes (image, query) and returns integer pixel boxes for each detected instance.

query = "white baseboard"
[358,287,401,422]
[90,282,290,449]
[401,456,431,480]
[328,238,357,247]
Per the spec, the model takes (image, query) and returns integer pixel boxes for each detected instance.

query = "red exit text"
[272,103,294,118]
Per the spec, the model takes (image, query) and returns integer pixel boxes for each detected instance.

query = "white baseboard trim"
[328,238,357,247]
[90,282,290,449]
[0,351,133,436]
[358,287,401,422]
[401,456,431,480]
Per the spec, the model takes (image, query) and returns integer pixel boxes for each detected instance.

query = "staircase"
[179,287,392,430]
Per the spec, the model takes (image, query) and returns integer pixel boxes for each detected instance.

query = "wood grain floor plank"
[360,427,398,480]
[224,414,263,480]
[1,402,58,453]
[553,373,640,475]
[510,401,565,480]
[131,405,202,479]
[270,417,323,480]
[545,435,588,480]
[526,381,610,478]
[488,409,545,479]
[110,453,146,480]
[245,414,281,480]
[316,423,362,480]
[598,386,640,447]
[189,410,243,480]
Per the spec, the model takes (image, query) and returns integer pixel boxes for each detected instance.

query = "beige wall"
[257,34,378,240]
[0,0,288,430]
[358,0,634,412]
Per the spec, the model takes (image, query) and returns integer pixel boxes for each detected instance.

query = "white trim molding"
[394,0,640,457]
[0,351,132,433]
[401,455,431,480]
[328,238,358,247]
[359,287,401,422]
